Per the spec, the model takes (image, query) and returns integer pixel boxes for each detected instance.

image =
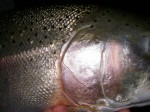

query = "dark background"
[1,0,150,16]
[0,0,150,112]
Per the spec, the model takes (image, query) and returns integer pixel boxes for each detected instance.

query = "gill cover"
[61,17,150,111]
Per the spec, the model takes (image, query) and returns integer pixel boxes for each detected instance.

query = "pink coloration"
[44,105,67,112]
[52,106,67,112]
[118,109,130,112]
[101,41,126,99]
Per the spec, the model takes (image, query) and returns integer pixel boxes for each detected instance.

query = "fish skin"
[0,5,97,112]
[0,5,150,112]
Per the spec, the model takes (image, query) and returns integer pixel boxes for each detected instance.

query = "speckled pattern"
[0,5,96,57]
[0,5,150,112]
[0,5,96,112]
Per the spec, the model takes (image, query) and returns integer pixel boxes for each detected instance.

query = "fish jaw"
[59,25,150,111]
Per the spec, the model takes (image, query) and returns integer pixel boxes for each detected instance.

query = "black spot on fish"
[24,26,27,30]
[30,15,34,19]
[39,40,42,44]
[51,14,54,17]
[65,15,69,18]
[86,11,90,14]
[44,36,48,39]
[27,38,30,41]
[30,22,33,25]
[142,35,146,38]
[4,38,7,41]
[2,45,5,48]
[75,16,80,20]
[41,15,44,19]
[30,58,33,62]
[12,40,15,44]
[19,41,22,46]
[59,18,62,21]
[35,18,38,22]
[50,41,53,45]
[90,25,94,28]
[51,25,54,29]
[135,24,139,27]
[102,13,105,16]
[35,32,38,37]
[16,22,19,25]
[76,10,80,13]
[43,27,47,30]
[11,32,14,35]
[30,28,33,31]
[125,23,129,26]
[64,25,67,28]
[19,30,22,34]
[62,39,66,43]
[53,50,56,54]
[59,27,62,31]
[108,19,111,22]
[71,9,74,11]
[94,19,97,22]
[80,21,83,23]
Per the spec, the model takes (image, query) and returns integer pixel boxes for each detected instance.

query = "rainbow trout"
[0,5,150,112]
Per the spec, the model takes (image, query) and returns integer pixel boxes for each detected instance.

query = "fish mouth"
[100,79,150,111]
[127,81,150,107]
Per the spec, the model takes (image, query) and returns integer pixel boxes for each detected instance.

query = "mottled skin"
[0,5,150,112]
[0,5,96,112]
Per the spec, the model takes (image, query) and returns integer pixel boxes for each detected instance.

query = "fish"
[0,5,150,112]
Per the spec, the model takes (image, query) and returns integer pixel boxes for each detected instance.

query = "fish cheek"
[62,62,101,104]
[60,38,126,105]
[61,40,103,105]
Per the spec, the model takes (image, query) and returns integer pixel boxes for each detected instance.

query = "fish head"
[61,8,150,111]
[1,5,150,112]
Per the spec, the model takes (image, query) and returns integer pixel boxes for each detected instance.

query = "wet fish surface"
[0,5,150,112]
